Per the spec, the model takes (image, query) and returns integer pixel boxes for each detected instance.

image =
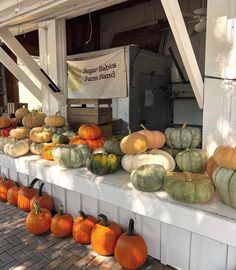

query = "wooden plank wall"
[2,164,236,270]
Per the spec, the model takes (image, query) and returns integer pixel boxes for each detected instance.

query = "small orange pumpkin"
[115,218,148,270]
[0,173,16,202]
[26,202,52,235]
[69,136,104,151]
[78,124,102,140]
[17,178,39,212]
[72,210,97,244]
[91,214,122,256]
[206,156,219,179]
[138,124,166,149]
[0,116,11,129]
[7,183,20,206]
[213,145,236,170]
[30,183,53,212]
[51,205,74,238]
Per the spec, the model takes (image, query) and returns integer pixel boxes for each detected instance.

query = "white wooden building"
[0,1,236,269]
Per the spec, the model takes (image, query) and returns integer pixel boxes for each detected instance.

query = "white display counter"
[1,153,236,270]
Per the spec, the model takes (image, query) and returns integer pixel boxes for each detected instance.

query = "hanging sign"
[67,48,127,98]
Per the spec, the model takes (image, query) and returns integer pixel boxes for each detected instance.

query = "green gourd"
[52,144,90,168]
[163,172,215,203]
[130,164,166,192]
[86,153,120,175]
[213,167,236,208]
[164,124,201,149]
[175,148,208,173]
[52,133,69,144]
[103,137,124,156]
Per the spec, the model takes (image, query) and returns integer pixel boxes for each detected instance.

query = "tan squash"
[120,128,148,155]
[15,107,30,120]
[30,127,52,143]
[22,110,46,128]
[10,127,29,140]
[44,112,65,127]
[213,145,236,170]
[4,139,29,157]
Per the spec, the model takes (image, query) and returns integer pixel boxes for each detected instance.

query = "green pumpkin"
[213,167,236,208]
[161,146,181,158]
[52,144,90,168]
[45,125,70,134]
[175,148,207,173]
[86,153,119,175]
[103,137,124,156]
[52,133,69,144]
[164,124,201,149]
[163,172,215,203]
[30,142,47,155]
[130,164,166,192]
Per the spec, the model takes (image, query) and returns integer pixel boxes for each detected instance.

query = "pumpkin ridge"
[228,170,236,207]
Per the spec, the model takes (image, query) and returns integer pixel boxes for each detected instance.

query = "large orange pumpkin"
[138,124,166,149]
[7,183,20,206]
[26,202,52,235]
[213,145,236,170]
[91,214,122,256]
[69,136,104,151]
[17,178,39,212]
[115,218,148,270]
[30,183,53,212]
[51,205,74,238]
[78,124,102,140]
[0,173,16,202]
[120,128,148,155]
[206,156,219,179]
[72,210,97,244]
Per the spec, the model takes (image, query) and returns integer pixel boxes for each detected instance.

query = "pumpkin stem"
[182,122,187,129]
[184,172,192,182]
[140,124,147,130]
[79,210,88,219]
[29,178,39,189]
[55,111,60,116]
[39,183,44,197]
[98,213,110,227]
[127,126,132,135]
[0,173,8,181]
[59,205,64,215]
[34,202,41,215]
[127,218,135,236]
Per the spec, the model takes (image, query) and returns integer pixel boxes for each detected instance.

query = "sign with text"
[68,48,127,98]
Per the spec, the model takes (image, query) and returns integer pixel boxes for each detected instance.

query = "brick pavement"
[0,201,175,270]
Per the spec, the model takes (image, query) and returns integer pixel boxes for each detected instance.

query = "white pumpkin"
[4,139,29,157]
[10,127,29,140]
[121,149,175,173]
[0,137,14,152]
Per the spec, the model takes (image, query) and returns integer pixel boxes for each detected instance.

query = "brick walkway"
[0,201,175,270]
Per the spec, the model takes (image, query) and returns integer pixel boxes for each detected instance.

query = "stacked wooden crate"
[67,99,123,137]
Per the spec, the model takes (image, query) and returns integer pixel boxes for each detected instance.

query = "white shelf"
[1,153,236,248]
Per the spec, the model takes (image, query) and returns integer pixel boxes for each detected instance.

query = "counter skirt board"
[1,153,236,270]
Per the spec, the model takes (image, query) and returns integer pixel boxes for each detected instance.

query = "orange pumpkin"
[72,210,97,244]
[69,136,104,151]
[17,178,39,212]
[138,124,166,149]
[0,116,11,129]
[51,205,74,238]
[41,144,58,160]
[120,128,148,155]
[7,183,20,206]
[30,183,53,212]
[206,156,219,179]
[91,214,122,256]
[78,124,102,140]
[26,202,52,235]
[115,218,148,270]
[213,145,236,170]
[0,173,16,202]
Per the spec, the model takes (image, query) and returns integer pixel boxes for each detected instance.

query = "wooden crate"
[67,99,112,126]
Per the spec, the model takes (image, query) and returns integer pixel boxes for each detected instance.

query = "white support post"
[39,19,67,115]
[160,0,204,109]
[0,47,41,101]
[0,28,66,108]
